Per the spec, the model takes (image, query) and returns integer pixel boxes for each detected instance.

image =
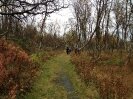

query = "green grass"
[24,54,67,99]
[58,54,99,99]
[24,53,99,99]
[99,58,124,67]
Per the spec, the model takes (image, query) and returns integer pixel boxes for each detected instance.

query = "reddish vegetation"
[71,52,133,99]
[0,38,38,98]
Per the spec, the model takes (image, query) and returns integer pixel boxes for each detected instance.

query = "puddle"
[54,72,80,99]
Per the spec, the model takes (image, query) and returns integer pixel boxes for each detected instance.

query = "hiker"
[69,47,72,53]
[66,47,71,54]
[75,48,80,55]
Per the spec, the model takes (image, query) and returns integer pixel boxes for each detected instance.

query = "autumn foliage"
[0,38,38,98]
[71,52,133,99]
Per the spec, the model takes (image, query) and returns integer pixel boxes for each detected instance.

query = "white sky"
[45,5,74,35]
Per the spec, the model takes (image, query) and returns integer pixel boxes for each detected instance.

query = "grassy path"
[24,53,98,99]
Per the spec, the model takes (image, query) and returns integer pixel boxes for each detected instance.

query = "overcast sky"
[45,4,74,35]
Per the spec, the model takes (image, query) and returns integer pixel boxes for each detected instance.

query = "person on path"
[66,47,71,55]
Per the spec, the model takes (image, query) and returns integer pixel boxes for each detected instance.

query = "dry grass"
[71,51,133,99]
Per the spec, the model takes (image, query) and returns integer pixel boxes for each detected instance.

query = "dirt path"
[24,53,98,99]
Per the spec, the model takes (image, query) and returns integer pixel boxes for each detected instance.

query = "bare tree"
[0,0,68,37]
[73,0,91,46]
[0,0,68,18]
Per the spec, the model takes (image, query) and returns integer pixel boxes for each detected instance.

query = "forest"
[0,0,133,99]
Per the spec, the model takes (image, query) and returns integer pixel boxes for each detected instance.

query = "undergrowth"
[0,38,57,99]
[0,38,40,99]
[71,51,133,99]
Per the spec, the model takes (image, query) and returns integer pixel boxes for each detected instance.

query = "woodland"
[0,0,133,99]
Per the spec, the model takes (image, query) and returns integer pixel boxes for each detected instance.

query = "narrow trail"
[24,53,98,99]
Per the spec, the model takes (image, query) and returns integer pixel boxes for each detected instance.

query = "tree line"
[65,0,133,61]
[0,0,68,52]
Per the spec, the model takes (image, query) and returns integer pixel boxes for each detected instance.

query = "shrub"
[71,51,132,99]
[0,38,38,98]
